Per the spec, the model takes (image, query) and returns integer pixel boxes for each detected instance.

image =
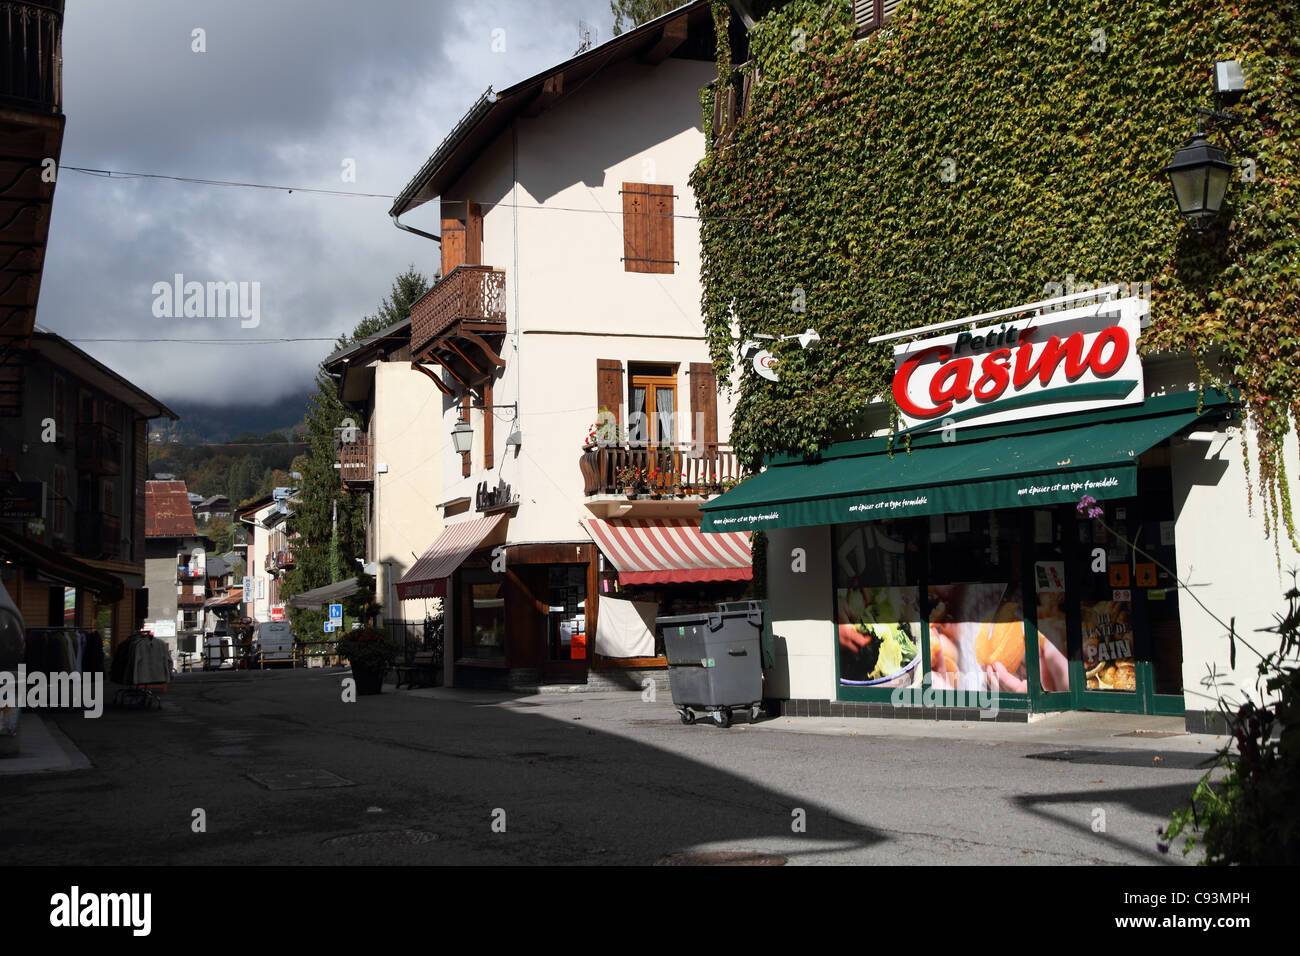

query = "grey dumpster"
[658,603,764,728]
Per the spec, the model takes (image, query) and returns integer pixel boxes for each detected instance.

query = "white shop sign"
[891,296,1147,434]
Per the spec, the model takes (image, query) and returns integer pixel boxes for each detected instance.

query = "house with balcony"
[323,318,444,624]
[143,480,213,663]
[385,2,754,689]
[236,487,296,624]
[0,326,176,650]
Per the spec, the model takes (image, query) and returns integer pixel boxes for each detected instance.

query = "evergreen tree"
[610,0,679,35]
[281,267,430,643]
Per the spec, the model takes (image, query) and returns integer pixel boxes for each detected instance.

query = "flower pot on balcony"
[672,484,684,497]
[624,486,637,498]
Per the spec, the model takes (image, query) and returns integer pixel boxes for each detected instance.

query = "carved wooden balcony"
[0,1,64,113]
[336,434,373,487]
[409,265,506,360]
[580,441,740,498]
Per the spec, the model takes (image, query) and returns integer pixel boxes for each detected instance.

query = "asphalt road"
[0,668,1217,865]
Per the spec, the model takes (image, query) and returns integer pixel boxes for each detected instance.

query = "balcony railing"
[177,566,204,583]
[74,510,120,559]
[410,265,506,357]
[0,1,64,113]
[75,421,122,475]
[337,436,373,486]
[264,548,294,572]
[580,442,741,498]
[177,590,205,607]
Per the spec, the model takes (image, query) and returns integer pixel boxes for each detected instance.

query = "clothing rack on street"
[24,626,106,680]
[110,631,171,710]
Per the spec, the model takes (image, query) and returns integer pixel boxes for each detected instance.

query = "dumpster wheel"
[678,708,696,725]
[711,709,731,728]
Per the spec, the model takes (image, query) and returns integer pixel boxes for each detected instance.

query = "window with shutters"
[621,183,675,274]
[628,364,677,444]
[853,0,901,36]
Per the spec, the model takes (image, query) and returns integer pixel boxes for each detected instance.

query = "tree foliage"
[610,0,680,36]
[280,267,430,642]
[691,0,1300,552]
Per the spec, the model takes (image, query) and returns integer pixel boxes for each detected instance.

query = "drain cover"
[322,829,438,848]
[247,769,356,791]
[656,851,787,866]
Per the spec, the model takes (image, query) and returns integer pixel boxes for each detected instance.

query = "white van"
[255,620,295,667]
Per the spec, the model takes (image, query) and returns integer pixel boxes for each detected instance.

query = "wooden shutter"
[622,183,674,274]
[596,359,624,433]
[689,363,718,445]
[441,201,482,273]
[854,0,900,34]
[461,392,472,478]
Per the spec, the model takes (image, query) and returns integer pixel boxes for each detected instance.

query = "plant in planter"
[615,465,643,496]
[335,625,402,695]
[674,472,688,497]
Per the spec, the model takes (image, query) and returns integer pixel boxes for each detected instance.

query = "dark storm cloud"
[39,0,611,407]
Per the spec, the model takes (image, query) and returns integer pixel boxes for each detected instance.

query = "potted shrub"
[335,625,401,695]
[615,465,642,497]
[674,471,687,497]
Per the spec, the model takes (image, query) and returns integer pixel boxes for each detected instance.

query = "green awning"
[701,390,1235,533]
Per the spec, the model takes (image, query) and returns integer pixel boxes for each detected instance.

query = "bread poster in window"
[1080,600,1136,691]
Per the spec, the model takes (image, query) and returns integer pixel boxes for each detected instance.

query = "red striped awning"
[583,517,752,585]
[397,513,506,601]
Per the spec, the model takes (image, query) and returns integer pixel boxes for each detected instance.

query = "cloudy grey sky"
[41,0,613,409]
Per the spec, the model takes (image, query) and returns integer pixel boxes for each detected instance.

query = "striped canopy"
[397,513,506,601]
[583,517,752,585]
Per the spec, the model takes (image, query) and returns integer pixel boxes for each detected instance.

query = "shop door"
[539,565,588,683]
[1042,479,1184,716]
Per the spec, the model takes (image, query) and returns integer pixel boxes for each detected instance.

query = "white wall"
[371,362,444,621]
[434,56,735,549]
[765,525,837,700]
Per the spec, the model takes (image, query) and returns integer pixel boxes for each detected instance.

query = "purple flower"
[1076,495,1103,519]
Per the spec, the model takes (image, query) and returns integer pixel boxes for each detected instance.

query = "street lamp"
[449,402,518,455]
[450,416,474,455]
[1163,59,1246,230]
[1163,132,1234,230]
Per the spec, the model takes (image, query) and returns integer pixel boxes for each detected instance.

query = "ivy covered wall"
[691,0,1300,548]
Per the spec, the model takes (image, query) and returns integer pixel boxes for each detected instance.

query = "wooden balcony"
[74,510,120,560]
[0,1,64,114]
[580,442,741,499]
[409,265,506,360]
[336,435,373,487]
[75,421,121,475]
[177,590,205,608]
[264,548,294,572]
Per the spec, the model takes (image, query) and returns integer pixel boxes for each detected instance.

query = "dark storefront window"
[460,569,505,660]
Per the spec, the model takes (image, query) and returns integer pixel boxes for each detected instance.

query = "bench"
[394,651,439,689]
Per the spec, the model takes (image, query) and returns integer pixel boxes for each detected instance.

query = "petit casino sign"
[891,297,1147,434]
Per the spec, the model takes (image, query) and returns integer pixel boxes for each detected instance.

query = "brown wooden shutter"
[854,0,900,34]
[689,363,718,446]
[461,392,472,478]
[622,183,674,274]
[466,202,482,266]
[596,359,624,433]
[483,380,494,471]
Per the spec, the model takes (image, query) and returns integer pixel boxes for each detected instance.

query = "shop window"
[926,510,1028,695]
[628,364,677,444]
[834,518,925,688]
[621,183,674,274]
[460,569,505,660]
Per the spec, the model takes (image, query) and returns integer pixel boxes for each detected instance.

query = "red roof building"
[145,481,198,538]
